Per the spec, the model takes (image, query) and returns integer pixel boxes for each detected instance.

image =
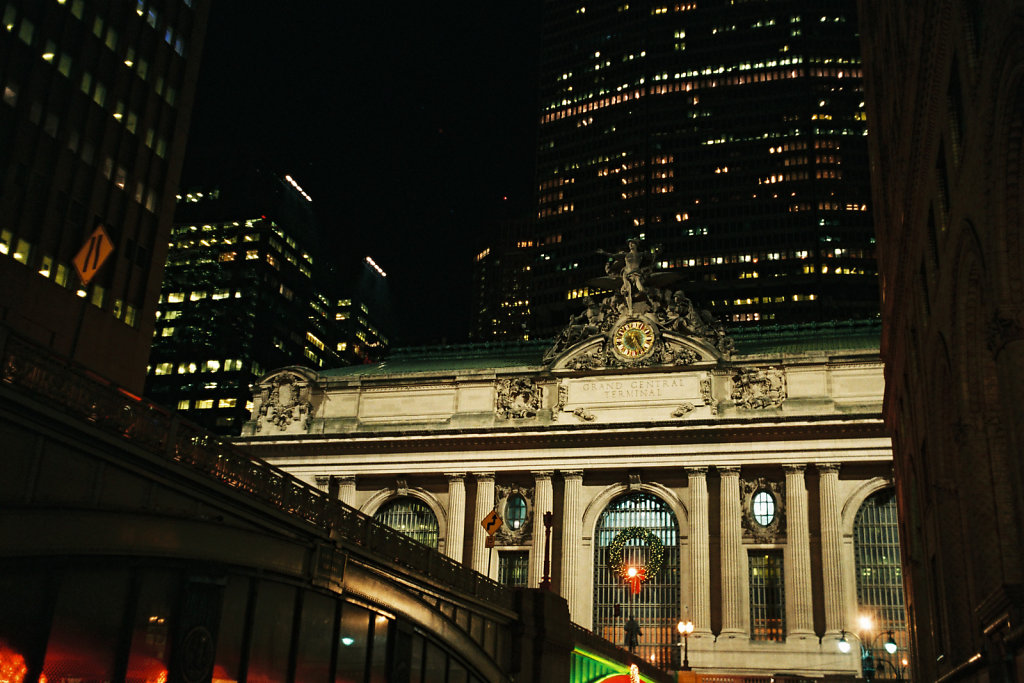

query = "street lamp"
[837,614,907,682]
[677,619,694,671]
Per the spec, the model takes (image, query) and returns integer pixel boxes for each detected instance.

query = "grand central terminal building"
[237,277,906,680]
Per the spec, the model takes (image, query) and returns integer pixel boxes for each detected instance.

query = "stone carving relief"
[255,371,313,432]
[566,340,703,371]
[543,240,735,367]
[671,402,696,418]
[731,367,787,409]
[573,407,596,422]
[494,483,534,545]
[495,377,542,419]
[741,477,786,543]
[701,375,719,415]
[550,382,569,422]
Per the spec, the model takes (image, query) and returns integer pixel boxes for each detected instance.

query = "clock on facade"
[612,320,656,359]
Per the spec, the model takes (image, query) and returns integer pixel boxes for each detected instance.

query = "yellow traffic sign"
[73,225,114,286]
[481,510,503,536]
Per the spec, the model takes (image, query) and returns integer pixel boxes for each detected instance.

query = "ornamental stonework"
[494,483,534,545]
[255,371,314,433]
[731,367,786,409]
[495,377,541,419]
[741,477,786,543]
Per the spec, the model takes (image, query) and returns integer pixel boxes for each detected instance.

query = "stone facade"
[239,319,895,678]
[859,2,1024,682]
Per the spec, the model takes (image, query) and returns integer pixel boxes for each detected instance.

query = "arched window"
[593,492,680,670]
[854,489,909,680]
[374,497,439,550]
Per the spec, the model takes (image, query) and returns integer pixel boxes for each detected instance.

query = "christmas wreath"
[608,526,665,581]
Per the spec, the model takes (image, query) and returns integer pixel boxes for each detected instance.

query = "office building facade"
[0,0,209,392]
[145,170,350,435]
[512,0,876,335]
[859,2,1024,682]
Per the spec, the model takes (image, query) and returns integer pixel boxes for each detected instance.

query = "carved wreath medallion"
[256,372,313,432]
[494,483,534,545]
[740,477,786,542]
[495,377,541,419]
[731,366,787,409]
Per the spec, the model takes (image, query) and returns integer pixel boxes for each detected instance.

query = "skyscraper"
[516,0,876,335]
[0,0,209,392]
[146,169,339,435]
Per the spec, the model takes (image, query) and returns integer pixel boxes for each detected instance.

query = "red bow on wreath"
[623,566,647,594]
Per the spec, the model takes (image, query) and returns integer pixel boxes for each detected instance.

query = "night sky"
[181,2,542,345]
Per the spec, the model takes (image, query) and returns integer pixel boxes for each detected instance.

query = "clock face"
[612,320,656,359]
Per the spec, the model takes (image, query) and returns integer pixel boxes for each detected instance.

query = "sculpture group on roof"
[544,239,735,364]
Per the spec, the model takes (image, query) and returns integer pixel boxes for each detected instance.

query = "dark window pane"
[125,570,178,683]
[368,613,390,683]
[213,576,249,683]
[247,581,296,683]
[409,633,425,683]
[294,591,336,683]
[336,603,370,683]
[423,641,446,683]
[42,568,130,682]
[448,658,468,683]
[498,551,529,587]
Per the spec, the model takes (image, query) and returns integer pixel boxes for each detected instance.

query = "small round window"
[752,490,776,526]
[506,494,527,530]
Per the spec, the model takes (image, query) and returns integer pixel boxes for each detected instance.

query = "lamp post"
[837,616,907,682]
[677,619,694,671]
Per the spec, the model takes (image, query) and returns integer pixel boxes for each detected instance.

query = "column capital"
[561,470,584,480]
[717,465,741,475]
[783,464,807,474]
[686,466,708,476]
[475,472,495,482]
[445,472,466,481]
[314,475,330,487]
[335,474,356,484]
[816,463,841,474]
[532,470,554,481]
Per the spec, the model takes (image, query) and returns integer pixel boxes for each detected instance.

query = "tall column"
[471,473,495,576]
[784,465,815,637]
[560,470,584,619]
[818,463,845,636]
[336,475,356,507]
[530,471,554,588]
[718,466,747,637]
[445,473,466,563]
[687,467,711,634]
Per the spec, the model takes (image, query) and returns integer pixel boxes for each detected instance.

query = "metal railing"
[0,328,514,611]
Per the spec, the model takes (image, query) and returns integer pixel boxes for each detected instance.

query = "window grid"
[749,550,785,641]
[855,490,909,681]
[373,498,439,550]
[593,492,680,670]
[498,551,529,587]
